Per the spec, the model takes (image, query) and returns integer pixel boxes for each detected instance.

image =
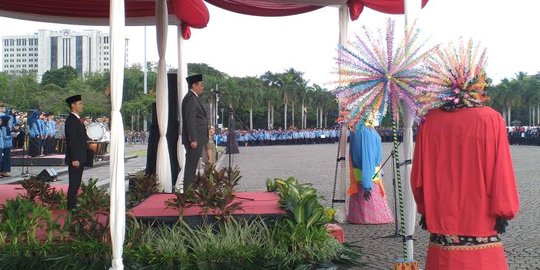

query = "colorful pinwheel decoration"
[334,19,432,126]
[418,38,489,114]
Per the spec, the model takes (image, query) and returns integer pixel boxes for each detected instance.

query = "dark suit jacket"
[65,112,87,165]
[181,90,208,146]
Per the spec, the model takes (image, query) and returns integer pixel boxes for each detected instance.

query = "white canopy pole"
[403,0,422,262]
[155,0,172,192]
[108,0,126,268]
[176,24,187,191]
[334,5,349,223]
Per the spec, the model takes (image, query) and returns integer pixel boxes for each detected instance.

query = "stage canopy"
[0,0,429,268]
[0,0,428,24]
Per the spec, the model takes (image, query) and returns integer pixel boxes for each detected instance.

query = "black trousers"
[67,164,84,210]
[29,137,41,157]
[183,144,203,190]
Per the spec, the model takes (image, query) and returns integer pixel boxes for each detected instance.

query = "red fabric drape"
[204,0,323,17]
[347,0,430,21]
[182,24,192,39]
[0,0,209,28]
[171,0,209,28]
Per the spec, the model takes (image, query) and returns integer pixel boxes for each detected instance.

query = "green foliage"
[165,165,244,222]
[164,186,196,220]
[269,177,334,228]
[19,177,66,209]
[41,66,78,88]
[0,173,361,269]
[127,171,160,206]
[0,197,52,245]
[69,178,110,241]
[0,239,111,270]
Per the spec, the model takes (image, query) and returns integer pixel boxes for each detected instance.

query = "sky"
[1,0,539,88]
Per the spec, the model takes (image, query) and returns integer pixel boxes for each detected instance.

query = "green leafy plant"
[190,165,243,221]
[127,171,160,206]
[165,185,196,220]
[269,177,333,228]
[0,197,52,245]
[19,177,66,209]
[68,178,110,242]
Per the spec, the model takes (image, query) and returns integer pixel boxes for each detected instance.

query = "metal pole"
[143,26,148,131]
[215,84,219,128]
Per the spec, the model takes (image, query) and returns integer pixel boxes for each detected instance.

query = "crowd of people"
[211,127,408,147]
[0,103,113,174]
[507,126,540,145]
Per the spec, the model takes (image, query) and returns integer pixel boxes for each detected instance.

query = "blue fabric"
[29,123,39,138]
[37,119,47,136]
[0,128,4,149]
[27,112,41,138]
[46,120,56,136]
[349,123,382,192]
[0,116,12,149]
[1,126,12,149]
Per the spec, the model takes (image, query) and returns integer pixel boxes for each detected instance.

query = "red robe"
[411,107,519,270]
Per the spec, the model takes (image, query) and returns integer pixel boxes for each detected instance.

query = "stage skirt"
[347,183,394,224]
[426,234,508,270]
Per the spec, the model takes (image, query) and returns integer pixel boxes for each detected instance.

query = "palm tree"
[280,68,303,129]
[310,85,326,128]
[261,71,282,130]
[298,80,313,129]
[239,76,263,130]
[524,77,540,125]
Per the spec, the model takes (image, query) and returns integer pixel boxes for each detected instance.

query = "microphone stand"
[20,132,30,176]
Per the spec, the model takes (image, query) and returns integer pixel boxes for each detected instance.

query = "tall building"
[1,29,128,78]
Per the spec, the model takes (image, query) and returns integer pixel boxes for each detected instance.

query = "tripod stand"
[227,107,256,169]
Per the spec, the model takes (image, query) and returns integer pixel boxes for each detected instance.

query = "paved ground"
[2,142,538,269]
[223,143,540,270]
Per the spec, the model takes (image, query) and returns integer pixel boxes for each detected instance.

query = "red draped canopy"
[0,0,210,28]
[203,0,429,19]
[0,0,430,25]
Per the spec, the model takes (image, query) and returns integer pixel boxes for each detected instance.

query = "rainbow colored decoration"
[334,19,432,126]
[418,38,489,115]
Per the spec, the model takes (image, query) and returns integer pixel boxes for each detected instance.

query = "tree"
[239,76,263,130]
[36,84,66,114]
[0,72,9,98]
[40,66,78,88]
[298,80,313,129]
[8,72,40,110]
[261,71,282,130]
[123,65,144,102]
[279,68,303,129]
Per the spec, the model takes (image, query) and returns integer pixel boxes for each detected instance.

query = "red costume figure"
[412,104,519,269]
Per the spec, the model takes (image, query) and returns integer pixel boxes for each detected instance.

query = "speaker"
[37,168,58,182]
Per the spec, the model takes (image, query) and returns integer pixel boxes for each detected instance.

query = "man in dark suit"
[64,95,87,211]
[181,74,208,190]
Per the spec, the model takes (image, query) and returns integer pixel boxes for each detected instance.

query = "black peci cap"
[65,95,82,106]
[185,74,203,87]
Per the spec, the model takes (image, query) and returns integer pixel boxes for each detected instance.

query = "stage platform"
[11,148,110,167]
[0,183,69,205]
[12,154,66,166]
[130,192,286,225]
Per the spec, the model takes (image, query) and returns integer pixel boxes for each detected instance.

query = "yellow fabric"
[348,165,386,197]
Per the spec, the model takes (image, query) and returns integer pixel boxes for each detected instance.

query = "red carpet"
[130,192,285,218]
[0,183,69,205]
